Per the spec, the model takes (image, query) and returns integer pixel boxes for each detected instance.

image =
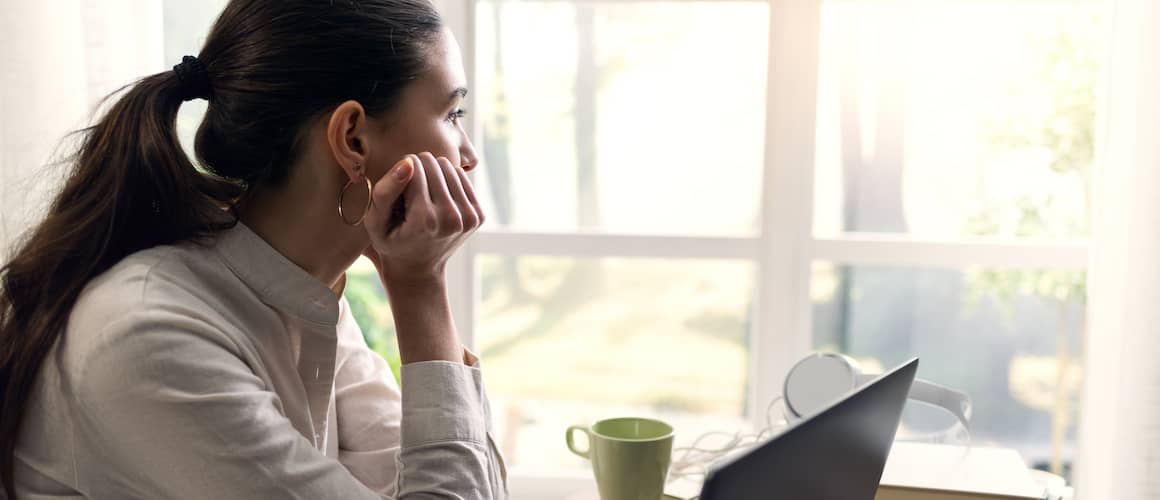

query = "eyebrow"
[449,87,468,102]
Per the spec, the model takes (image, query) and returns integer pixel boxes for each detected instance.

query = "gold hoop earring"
[338,175,373,226]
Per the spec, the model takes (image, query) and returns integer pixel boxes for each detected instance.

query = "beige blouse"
[14,222,507,499]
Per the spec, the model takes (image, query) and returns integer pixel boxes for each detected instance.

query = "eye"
[447,108,467,124]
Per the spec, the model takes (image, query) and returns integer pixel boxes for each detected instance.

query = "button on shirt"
[14,222,507,499]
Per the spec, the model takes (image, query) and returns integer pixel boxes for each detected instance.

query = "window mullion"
[753,0,823,427]
[446,0,478,350]
[472,232,760,259]
[812,236,1090,270]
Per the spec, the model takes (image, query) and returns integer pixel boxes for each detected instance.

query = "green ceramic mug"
[566,417,674,500]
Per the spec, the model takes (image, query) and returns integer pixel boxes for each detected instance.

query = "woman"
[0,0,506,498]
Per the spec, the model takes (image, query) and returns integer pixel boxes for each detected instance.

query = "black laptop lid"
[700,358,919,500]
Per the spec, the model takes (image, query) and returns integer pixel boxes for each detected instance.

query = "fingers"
[453,163,486,229]
[436,157,480,231]
[362,157,414,238]
[402,154,431,213]
[416,152,455,207]
[362,153,482,284]
[370,157,414,212]
[380,152,480,237]
[417,152,462,235]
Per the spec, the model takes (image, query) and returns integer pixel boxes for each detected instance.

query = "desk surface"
[561,442,1057,500]
[565,478,701,500]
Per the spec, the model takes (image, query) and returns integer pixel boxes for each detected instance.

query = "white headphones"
[783,353,972,433]
[667,353,974,483]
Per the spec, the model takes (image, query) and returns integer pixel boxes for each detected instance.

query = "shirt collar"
[213,221,341,327]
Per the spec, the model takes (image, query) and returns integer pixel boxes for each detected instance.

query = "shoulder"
[62,242,248,383]
[69,242,228,331]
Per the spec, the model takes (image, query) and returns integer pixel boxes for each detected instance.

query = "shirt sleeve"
[69,306,504,499]
[333,298,508,499]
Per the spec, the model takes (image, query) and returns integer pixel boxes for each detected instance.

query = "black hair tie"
[173,55,212,102]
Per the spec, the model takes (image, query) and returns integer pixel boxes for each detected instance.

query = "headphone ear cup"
[784,353,860,421]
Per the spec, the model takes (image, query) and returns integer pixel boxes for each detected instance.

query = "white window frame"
[438,0,1090,496]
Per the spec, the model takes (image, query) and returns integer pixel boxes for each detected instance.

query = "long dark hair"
[0,0,443,495]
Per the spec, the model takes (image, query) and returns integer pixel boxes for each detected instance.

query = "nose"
[459,130,480,172]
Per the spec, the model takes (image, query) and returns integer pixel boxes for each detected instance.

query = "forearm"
[382,275,463,364]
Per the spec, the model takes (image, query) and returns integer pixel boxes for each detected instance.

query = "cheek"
[386,122,460,163]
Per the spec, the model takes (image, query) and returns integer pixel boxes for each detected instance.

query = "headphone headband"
[784,353,972,436]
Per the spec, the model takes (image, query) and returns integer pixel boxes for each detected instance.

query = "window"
[454,0,1101,492]
[808,0,1097,477]
[467,0,770,476]
[161,0,1103,494]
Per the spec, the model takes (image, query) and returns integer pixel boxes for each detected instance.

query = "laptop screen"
[699,358,919,500]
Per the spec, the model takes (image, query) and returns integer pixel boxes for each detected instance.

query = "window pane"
[474,2,768,237]
[813,2,1103,240]
[811,261,1084,476]
[477,255,753,471]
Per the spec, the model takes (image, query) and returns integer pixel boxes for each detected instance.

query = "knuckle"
[438,207,463,233]
[422,208,439,232]
[460,207,480,230]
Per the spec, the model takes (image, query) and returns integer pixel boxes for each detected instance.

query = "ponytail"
[1,0,447,494]
[0,69,238,497]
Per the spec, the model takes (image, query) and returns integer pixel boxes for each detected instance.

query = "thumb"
[374,157,415,207]
[364,157,414,234]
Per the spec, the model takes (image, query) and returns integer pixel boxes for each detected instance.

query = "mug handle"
[565,425,591,459]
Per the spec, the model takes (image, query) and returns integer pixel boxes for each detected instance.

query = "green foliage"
[967,14,1099,309]
[343,270,402,384]
[966,269,1086,320]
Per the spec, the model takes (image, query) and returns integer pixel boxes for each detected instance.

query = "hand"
[362,152,485,286]
[358,153,483,364]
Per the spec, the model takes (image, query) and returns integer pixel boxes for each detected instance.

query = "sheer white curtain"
[0,0,163,260]
[1075,0,1160,498]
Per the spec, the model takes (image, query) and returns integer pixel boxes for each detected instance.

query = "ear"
[325,100,371,180]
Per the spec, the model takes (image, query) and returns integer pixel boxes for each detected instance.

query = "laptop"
[699,358,919,500]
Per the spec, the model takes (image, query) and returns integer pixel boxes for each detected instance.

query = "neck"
[237,186,366,293]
